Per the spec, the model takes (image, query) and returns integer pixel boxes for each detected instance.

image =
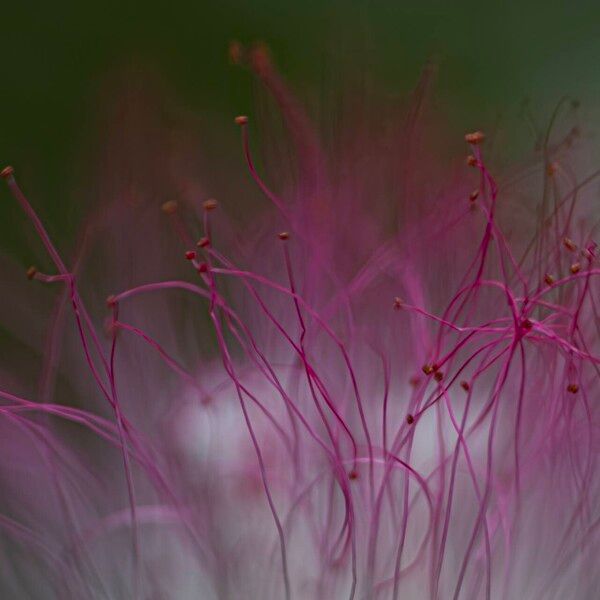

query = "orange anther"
[229,40,244,65]
[161,200,178,215]
[1,166,14,178]
[465,131,485,145]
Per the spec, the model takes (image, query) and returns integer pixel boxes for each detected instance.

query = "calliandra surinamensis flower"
[0,45,599,599]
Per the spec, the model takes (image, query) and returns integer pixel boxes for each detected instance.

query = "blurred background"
[1,0,600,256]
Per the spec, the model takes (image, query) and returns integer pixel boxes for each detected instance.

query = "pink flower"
[0,50,598,599]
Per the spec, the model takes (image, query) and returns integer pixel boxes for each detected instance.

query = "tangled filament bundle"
[0,49,599,600]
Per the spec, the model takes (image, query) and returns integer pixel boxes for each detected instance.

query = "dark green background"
[1,0,599,257]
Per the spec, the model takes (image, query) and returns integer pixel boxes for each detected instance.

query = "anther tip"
[106,295,117,307]
[406,414,415,425]
[409,376,421,387]
[465,131,485,145]
[235,115,248,126]
[203,198,218,211]
[161,200,178,215]
[249,42,272,75]
[1,166,14,179]
[229,40,244,65]
[521,318,533,331]
[26,265,37,280]
[278,231,290,241]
